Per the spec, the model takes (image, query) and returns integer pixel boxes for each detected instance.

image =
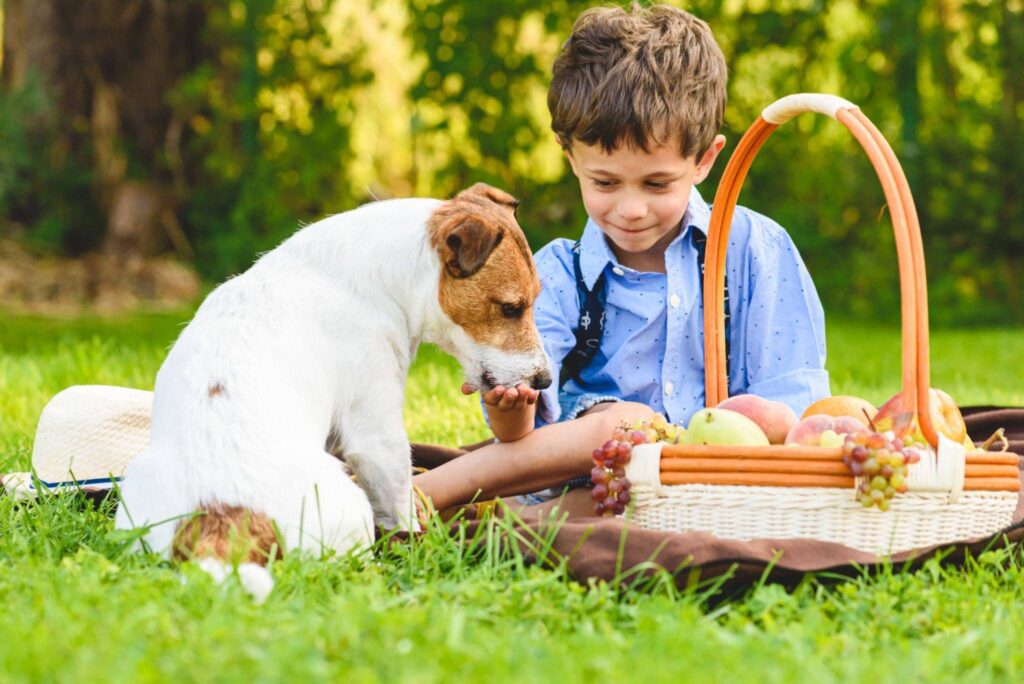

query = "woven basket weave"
[624,94,1020,553]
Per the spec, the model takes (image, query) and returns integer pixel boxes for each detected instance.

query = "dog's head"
[428,183,552,392]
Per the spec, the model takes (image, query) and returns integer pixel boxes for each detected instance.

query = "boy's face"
[566,134,725,270]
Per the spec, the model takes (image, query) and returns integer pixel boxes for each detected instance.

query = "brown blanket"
[454,406,1024,592]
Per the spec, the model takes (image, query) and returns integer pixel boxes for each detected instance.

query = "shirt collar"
[577,186,710,289]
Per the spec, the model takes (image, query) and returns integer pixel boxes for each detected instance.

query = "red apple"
[715,394,798,445]
[873,388,967,446]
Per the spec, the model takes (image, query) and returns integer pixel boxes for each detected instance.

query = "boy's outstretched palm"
[462,383,539,412]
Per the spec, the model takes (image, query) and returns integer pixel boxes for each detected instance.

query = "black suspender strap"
[558,241,607,389]
[558,230,732,390]
[691,230,732,384]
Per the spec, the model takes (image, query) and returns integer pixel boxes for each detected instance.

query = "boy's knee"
[590,401,656,432]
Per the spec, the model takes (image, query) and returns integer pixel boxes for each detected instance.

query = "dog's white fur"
[114,197,549,559]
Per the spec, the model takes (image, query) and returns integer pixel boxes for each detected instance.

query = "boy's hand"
[461,383,539,412]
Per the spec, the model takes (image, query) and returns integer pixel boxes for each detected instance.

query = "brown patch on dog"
[428,183,542,353]
[172,503,282,566]
[207,382,226,398]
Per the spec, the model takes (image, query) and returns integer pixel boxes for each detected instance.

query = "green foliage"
[175,0,371,278]
[0,76,104,254]
[3,1,1020,323]
[2,311,1024,680]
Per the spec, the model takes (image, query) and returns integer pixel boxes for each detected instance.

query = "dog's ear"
[443,220,504,278]
[458,182,520,216]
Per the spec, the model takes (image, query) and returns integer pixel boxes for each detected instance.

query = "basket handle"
[702,93,939,447]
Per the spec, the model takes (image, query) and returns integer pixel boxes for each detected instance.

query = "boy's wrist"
[485,402,537,442]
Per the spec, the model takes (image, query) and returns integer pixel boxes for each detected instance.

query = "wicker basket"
[623,94,1020,556]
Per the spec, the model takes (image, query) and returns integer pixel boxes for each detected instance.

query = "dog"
[114,183,551,578]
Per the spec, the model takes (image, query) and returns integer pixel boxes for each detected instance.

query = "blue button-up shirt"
[533,187,830,427]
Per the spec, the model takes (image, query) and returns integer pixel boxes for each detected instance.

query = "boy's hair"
[548,4,727,160]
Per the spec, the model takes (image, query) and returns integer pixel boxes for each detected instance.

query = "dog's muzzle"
[529,369,552,390]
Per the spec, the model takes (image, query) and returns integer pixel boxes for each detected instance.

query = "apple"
[785,414,868,446]
[872,387,968,446]
[684,408,771,446]
[716,394,798,445]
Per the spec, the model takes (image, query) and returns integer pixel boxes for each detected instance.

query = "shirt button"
[664,382,674,395]
[612,266,625,276]
[669,293,680,308]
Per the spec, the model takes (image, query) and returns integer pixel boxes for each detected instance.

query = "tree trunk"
[1,0,207,259]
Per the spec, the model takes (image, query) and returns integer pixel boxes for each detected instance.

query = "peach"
[784,414,868,446]
[801,395,878,423]
[716,394,798,445]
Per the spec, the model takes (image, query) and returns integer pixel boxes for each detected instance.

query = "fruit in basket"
[842,430,922,510]
[683,408,770,446]
[801,395,878,423]
[591,427,639,516]
[873,388,968,446]
[626,413,684,444]
[715,394,797,445]
[784,414,868,446]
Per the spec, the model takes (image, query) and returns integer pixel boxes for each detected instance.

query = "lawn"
[2,309,1024,682]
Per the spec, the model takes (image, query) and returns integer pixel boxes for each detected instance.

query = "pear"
[683,408,771,446]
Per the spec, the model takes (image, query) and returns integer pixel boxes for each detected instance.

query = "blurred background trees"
[0,0,1020,324]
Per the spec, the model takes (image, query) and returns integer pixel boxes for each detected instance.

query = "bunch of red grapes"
[590,426,645,516]
[842,430,923,510]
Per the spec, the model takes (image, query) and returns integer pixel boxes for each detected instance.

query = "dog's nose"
[530,370,552,390]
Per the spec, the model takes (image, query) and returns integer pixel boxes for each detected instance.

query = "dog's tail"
[173,503,282,604]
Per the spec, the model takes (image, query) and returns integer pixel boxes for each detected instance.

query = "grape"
[841,427,929,511]
[591,416,685,516]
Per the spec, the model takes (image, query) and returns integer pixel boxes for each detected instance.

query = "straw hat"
[2,385,153,500]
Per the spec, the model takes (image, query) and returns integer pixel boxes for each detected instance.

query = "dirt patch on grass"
[0,239,200,314]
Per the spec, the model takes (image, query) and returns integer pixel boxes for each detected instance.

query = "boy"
[414,4,829,513]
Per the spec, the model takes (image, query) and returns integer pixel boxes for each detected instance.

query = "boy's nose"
[617,196,648,221]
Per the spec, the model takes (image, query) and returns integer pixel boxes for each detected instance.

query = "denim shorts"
[515,393,621,506]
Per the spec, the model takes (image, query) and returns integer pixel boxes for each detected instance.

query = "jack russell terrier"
[114,183,551,574]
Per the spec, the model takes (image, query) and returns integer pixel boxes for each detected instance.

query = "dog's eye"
[500,302,525,319]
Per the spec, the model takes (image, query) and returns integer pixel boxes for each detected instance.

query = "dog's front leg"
[338,390,417,532]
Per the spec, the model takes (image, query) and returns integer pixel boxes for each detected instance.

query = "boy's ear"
[563,146,580,177]
[693,134,727,185]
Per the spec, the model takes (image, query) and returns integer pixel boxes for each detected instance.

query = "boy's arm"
[738,216,830,415]
[469,384,539,442]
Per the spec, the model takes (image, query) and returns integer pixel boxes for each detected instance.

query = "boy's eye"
[646,180,669,189]
[500,302,525,319]
[592,179,617,189]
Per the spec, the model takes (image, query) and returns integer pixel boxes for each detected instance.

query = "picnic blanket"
[453,407,1024,592]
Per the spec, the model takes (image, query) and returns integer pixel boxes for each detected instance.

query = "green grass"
[2,309,1024,682]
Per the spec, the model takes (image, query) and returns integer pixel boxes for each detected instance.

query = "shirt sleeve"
[531,242,580,427]
[737,215,831,415]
